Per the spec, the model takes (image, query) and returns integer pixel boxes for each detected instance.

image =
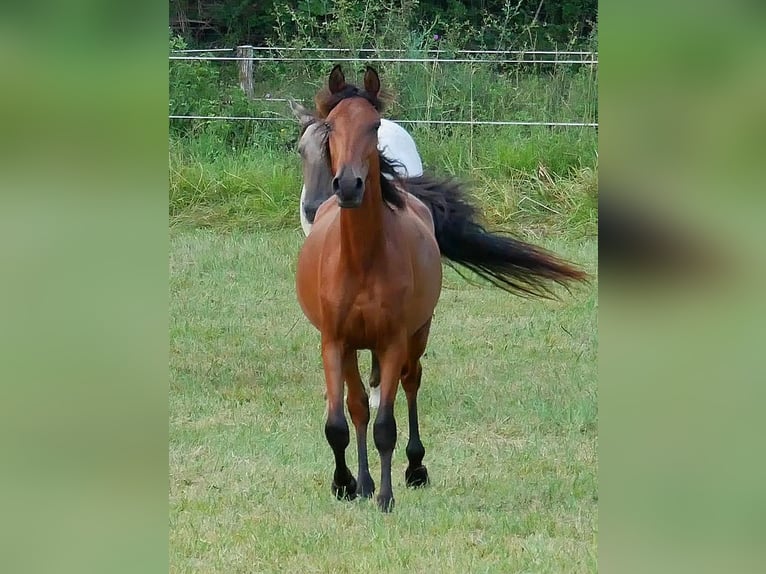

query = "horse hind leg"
[402,320,432,488]
[401,361,428,487]
[343,351,375,498]
[368,352,381,408]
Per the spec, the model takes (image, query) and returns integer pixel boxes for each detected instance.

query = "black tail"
[402,173,589,298]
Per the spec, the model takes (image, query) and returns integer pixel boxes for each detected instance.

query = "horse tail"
[405,175,589,298]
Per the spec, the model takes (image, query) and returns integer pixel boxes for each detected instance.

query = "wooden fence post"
[237,45,254,98]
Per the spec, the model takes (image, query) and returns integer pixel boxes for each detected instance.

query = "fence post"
[237,45,254,98]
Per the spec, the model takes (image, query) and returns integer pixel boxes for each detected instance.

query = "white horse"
[288,98,423,236]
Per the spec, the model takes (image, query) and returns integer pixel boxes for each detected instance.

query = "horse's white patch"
[368,385,380,409]
[299,185,312,236]
[376,119,423,178]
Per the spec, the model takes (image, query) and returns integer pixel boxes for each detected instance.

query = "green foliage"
[168,33,221,120]
[168,6,598,236]
[170,1,597,51]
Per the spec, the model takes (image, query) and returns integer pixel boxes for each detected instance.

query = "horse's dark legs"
[402,320,431,487]
[322,340,356,500]
[373,345,405,512]
[401,361,429,487]
[373,402,396,512]
[343,352,375,498]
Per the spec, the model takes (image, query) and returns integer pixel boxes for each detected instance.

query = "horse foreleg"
[343,352,375,498]
[373,344,405,512]
[322,340,356,500]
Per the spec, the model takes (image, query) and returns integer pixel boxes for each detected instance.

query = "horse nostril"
[332,178,340,192]
[355,177,363,191]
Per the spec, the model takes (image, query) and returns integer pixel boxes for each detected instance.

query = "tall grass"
[170,122,597,236]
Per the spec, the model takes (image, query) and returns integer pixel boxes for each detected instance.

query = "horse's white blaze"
[299,118,423,236]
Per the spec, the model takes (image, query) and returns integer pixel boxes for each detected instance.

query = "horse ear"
[363,66,380,100]
[328,65,346,94]
[287,97,314,127]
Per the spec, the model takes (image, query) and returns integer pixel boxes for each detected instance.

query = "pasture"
[169,227,597,572]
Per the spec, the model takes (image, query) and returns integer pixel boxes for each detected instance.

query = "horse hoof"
[405,465,429,488]
[356,473,375,498]
[376,493,395,513]
[332,475,358,501]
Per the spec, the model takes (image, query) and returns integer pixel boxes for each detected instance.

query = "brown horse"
[296,65,587,512]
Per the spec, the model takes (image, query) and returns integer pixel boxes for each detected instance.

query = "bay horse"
[295,65,587,512]
[289,97,424,408]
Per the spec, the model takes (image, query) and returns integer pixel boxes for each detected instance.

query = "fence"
[169,46,598,128]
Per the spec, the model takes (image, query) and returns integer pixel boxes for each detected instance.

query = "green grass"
[169,228,597,573]
[169,126,597,235]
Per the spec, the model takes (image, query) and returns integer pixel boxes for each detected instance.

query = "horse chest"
[323,280,403,345]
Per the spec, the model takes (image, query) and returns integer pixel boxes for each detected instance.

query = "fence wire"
[169,46,598,128]
[172,46,597,57]
[170,55,597,64]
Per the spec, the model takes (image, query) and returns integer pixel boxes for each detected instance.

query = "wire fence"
[169,115,597,127]
[170,55,596,64]
[171,46,598,57]
[169,46,598,128]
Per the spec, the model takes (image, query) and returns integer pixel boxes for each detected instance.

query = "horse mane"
[378,154,407,209]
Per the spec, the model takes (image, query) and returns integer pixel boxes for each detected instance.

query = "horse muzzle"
[303,200,323,223]
[332,167,366,208]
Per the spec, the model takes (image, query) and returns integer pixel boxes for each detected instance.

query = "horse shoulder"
[403,192,436,235]
[312,197,338,228]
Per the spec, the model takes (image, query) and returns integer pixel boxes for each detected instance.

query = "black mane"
[378,154,407,209]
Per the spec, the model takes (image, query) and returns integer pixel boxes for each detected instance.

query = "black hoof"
[332,475,357,501]
[356,473,375,498]
[405,464,429,488]
[376,493,395,513]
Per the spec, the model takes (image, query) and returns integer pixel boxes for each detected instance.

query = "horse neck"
[339,156,385,269]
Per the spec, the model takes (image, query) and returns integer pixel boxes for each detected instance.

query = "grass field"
[169,227,597,573]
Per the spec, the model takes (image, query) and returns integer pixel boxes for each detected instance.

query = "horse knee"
[373,411,397,453]
[347,394,370,426]
[325,415,349,451]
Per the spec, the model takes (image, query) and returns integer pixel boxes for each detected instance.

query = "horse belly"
[405,257,441,333]
[400,218,442,334]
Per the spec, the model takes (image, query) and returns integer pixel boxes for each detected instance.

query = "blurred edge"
[0,2,168,574]
[601,1,766,573]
